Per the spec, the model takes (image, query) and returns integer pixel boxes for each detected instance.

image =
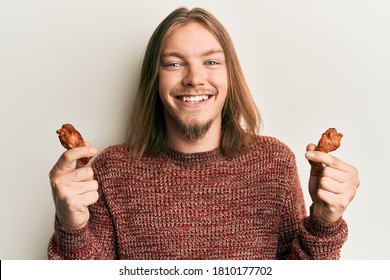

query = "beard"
[175,118,212,142]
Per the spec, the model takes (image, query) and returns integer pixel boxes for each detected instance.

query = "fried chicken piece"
[56,123,91,165]
[315,128,343,153]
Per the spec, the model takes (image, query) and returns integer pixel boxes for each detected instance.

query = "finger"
[319,176,345,194]
[69,166,95,182]
[75,142,97,169]
[50,164,95,193]
[305,150,357,175]
[321,166,358,186]
[79,189,99,207]
[60,188,99,211]
[316,188,351,211]
[76,157,92,169]
[318,174,357,203]
[316,188,338,205]
[306,143,317,152]
[57,146,98,169]
[53,180,98,203]
[72,180,99,195]
[305,143,323,175]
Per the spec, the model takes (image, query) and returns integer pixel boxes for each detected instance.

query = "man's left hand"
[305,144,360,224]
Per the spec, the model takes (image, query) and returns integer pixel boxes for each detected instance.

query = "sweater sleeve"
[276,154,348,260]
[47,158,117,260]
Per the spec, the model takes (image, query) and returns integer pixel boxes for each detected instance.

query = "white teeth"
[180,95,210,102]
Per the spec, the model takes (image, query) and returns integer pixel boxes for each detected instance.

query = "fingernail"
[90,147,98,154]
[306,151,315,158]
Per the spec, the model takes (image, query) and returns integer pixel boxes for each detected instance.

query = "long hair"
[127,7,261,161]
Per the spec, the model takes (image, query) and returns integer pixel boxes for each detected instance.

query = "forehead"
[163,21,223,54]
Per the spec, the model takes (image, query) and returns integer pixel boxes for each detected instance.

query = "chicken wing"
[315,128,343,153]
[56,123,91,165]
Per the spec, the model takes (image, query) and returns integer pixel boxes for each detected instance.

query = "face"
[158,21,228,141]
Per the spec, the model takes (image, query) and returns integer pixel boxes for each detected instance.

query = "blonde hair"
[127,7,261,161]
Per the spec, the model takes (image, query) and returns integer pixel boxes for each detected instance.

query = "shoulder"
[236,135,297,167]
[92,143,130,169]
[249,135,295,157]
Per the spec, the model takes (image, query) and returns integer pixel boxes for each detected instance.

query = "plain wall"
[1,0,389,259]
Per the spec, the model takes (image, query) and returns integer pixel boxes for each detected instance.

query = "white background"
[1,0,389,259]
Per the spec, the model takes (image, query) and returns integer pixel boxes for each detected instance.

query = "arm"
[305,143,359,224]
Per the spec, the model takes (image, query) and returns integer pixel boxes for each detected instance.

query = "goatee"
[176,119,212,141]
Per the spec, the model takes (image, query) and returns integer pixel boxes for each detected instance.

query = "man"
[48,7,359,259]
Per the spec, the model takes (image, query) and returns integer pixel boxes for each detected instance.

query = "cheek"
[211,77,228,102]
[158,70,180,96]
[209,68,228,89]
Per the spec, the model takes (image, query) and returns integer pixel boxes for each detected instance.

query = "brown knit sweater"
[48,136,347,259]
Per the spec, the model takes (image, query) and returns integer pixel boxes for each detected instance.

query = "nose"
[182,64,205,87]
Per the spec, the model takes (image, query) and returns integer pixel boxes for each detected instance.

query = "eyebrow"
[161,48,224,59]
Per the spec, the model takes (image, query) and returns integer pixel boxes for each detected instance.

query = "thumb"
[305,143,317,166]
[75,144,98,169]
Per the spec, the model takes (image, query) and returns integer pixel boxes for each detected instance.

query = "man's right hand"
[49,144,99,230]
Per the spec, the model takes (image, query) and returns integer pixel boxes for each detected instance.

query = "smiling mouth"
[175,95,211,103]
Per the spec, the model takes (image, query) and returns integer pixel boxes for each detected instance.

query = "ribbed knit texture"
[48,136,347,259]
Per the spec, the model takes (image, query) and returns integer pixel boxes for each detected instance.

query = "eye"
[205,60,219,66]
[164,62,183,68]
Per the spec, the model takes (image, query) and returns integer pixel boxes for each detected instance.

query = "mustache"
[171,87,217,96]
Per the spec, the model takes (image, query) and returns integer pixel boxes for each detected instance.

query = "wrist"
[311,203,341,224]
[56,213,88,230]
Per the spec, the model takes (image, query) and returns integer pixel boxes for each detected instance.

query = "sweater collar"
[161,146,223,165]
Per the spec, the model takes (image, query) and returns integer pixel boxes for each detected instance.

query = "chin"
[175,118,212,141]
